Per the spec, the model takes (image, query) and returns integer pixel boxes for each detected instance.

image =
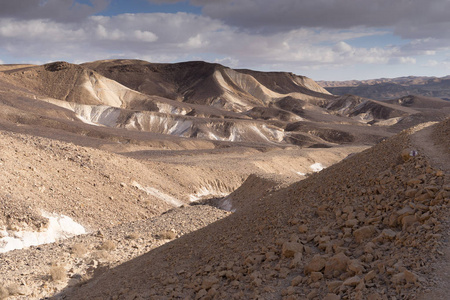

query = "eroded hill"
[2,60,444,150]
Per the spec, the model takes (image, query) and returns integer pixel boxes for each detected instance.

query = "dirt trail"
[412,121,450,300]
[411,122,450,172]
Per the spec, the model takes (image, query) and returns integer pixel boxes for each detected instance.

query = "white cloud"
[214,57,240,67]
[0,9,446,78]
[333,41,353,53]
[133,30,159,42]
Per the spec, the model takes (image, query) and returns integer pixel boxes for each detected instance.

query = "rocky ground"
[0,205,230,299]
[48,120,448,300]
[0,128,364,300]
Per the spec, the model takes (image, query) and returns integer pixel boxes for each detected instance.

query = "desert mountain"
[319,75,450,101]
[1,60,447,151]
[0,60,448,299]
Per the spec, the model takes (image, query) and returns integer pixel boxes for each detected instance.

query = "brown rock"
[416,193,431,202]
[404,270,418,283]
[327,280,343,293]
[289,252,303,268]
[401,149,411,162]
[305,254,326,274]
[291,275,303,286]
[391,272,405,285]
[367,293,382,300]
[347,259,364,275]
[324,252,350,278]
[381,229,397,240]
[345,219,358,227]
[388,213,399,227]
[405,188,418,197]
[401,215,417,230]
[343,275,361,286]
[201,276,218,290]
[307,289,318,299]
[397,206,414,217]
[353,226,376,243]
[310,272,323,282]
[282,241,303,258]
[196,289,207,299]
[298,224,308,233]
[323,293,341,300]
[407,178,422,186]
[364,270,377,282]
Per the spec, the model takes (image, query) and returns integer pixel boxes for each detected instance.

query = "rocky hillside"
[54,119,449,300]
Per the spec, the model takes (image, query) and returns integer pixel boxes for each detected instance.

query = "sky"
[0,0,449,81]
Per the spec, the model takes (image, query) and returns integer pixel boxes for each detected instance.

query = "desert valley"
[0,60,448,300]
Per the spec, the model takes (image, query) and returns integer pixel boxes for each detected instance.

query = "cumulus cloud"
[0,11,429,71]
[0,13,400,70]
[0,0,109,22]
[1,0,448,79]
[333,42,353,53]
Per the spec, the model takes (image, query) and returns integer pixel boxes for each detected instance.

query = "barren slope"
[56,120,449,300]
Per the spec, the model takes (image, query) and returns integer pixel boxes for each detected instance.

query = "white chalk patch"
[296,171,306,176]
[0,212,86,253]
[132,182,183,207]
[310,163,325,172]
[144,187,184,207]
[189,186,230,202]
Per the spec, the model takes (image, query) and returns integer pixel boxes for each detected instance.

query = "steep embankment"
[57,120,449,300]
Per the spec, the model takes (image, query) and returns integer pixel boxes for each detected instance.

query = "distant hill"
[319,75,450,100]
[3,59,446,150]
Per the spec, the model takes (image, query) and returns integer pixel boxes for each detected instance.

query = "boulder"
[353,226,376,243]
[324,252,350,278]
[282,241,303,258]
[304,255,326,274]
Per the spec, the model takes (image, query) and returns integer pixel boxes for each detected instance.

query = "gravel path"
[412,120,450,300]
